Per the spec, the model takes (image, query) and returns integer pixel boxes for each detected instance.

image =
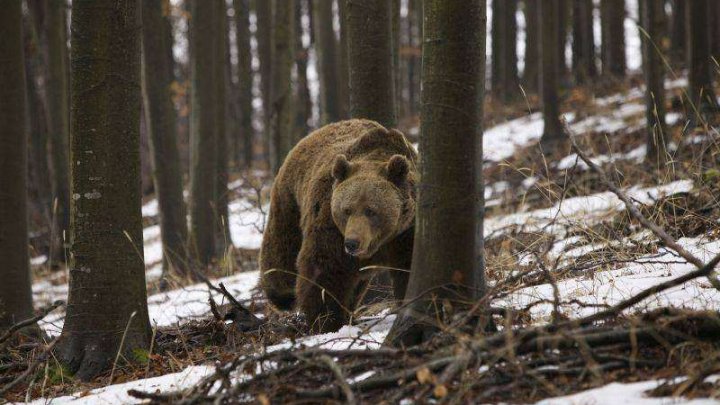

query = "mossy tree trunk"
[57,0,151,381]
[313,0,341,124]
[386,0,486,347]
[600,0,626,80]
[45,0,71,267]
[686,0,718,125]
[215,0,232,256]
[294,0,312,142]
[189,0,218,266]
[269,0,295,173]
[540,0,566,145]
[641,0,669,166]
[234,0,255,169]
[141,0,190,281]
[346,0,396,129]
[255,0,273,166]
[0,0,34,330]
[573,0,597,84]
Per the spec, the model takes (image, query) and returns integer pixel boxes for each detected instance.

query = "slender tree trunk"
[215,0,231,256]
[294,0,312,141]
[392,0,402,116]
[540,0,566,144]
[189,0,218,265]
[491,0,503,96]
[0,0,34,330]
[57,0,151,381]
[141,0,190,281]
[347,0,396,128]
[573,0,597,84]
[502,0,519,101]
[642,0,669,166]
[269,0,295,173]
[336,0,350,119]
[387,0,486,347]
[601,0,626,79]
[712,1,720,62]
[524,0,540,92]
[686,0,718,125]
[234,0,255,169]
[45,0,71,267]
[313,0,340,124]
[255,0,273,166]
[558,0,570,80]
[407,0,421,117]
[670,0,685,66]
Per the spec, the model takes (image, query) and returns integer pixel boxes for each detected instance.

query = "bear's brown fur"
[260,119,418,332]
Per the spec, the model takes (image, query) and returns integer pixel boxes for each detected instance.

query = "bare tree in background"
[573,0,597,84]
[524,0,540,92]
[313,0,341,124]
[269,0,295,173]
[57,0,151,380]
[686,0,718,125]
[492,0,519,101]
[189,0,218,266]
[601,0,626,80]
[670,0,685,66]
[641,0,669,166]
[255,0,273,165]
[215,0,232,256]
[234,0,255,169]
[294,0,312,141]
[0,0,34,331]
[336,0,350,119]
[141,0,189,281]
[540,0,566,146]
[387,0,486,346]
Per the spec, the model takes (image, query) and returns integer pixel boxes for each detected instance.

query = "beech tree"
[45,0,71,266]
[141,0,189,280]
[686,0,718,125]
[57,0,151,380]
[0,0,34,330]
[234,0,254,168]
[387,0,486,346]
[269,0,295,173]
[641,0,668,166]
[540,0,566,145]
[189,0,218,265]
[313,0,341,124]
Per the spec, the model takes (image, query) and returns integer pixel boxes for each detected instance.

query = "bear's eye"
[364,208,376,218]
[344,208,352,217]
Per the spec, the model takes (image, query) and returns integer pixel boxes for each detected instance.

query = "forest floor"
[4,75,720,404]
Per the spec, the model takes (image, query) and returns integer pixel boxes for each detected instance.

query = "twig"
[0,300,64,345]
[0,339,58,397]
[316,354,357,405]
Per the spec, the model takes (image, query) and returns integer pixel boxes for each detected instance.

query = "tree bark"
[336,0,350,119]
[387,0,486,347]
[234,0,255,169]
[45,0,71,267]
[492,0,519,101]
[215,0,231,256]
[346,0,396,128]
[392,0,402,115]
[294,0,312,142]
[686,0,718,125]
[269,0,295,173]
[406,0,422,116]
[573,0,597,84]
[255,0,273,166]
[313,0,341,124]
[540,0,566,144]
[601,0,626,79]
[669,0,685,66]
[523,0,540,93]
[189,0,218,265]
[641,0,669,166]
[141,0,190,280]
[0,0,34,330]
[57,0,151,381]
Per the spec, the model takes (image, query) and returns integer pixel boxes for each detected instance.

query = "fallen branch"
[0,300,64,345]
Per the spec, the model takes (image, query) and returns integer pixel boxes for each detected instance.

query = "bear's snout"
[344,239,361,255]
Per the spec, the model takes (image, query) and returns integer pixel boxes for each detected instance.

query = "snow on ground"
[537,379,719,405]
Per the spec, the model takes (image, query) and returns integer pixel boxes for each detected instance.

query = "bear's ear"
[386,154,410,186]
[332,154,351,182]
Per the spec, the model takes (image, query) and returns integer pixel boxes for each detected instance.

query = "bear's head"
[330,130,416,259]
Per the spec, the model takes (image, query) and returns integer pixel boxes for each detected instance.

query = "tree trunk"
[573,0,597,84]
[540,0,566,144]
[347,0,396,128]
[141,0,190,281]
[642,0,669,166]
[503,0,519,101]
[313,0,340,124]
[601,0,626,79]
[189,0,218,266]
[392,0,402,115]
[215,0,231,256]
[670,0,685,66]
[294,0,312,142]
[234,0,255,169]
[45,0,71,267]
[386,0,486,347]
[255,0,273,166]
[686,0,718,125]
[269,0,295,173]
[57,0,151,381]
[558,0,570,80]
[491,0,503,96]
[523,0,540,92]
[0,0,34,330]
[336,0,350,119]
[407,0,422,116]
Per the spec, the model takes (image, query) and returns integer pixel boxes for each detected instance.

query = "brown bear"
[260,119,418,333]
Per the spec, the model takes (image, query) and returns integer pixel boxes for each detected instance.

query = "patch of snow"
[537,379,719,405]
